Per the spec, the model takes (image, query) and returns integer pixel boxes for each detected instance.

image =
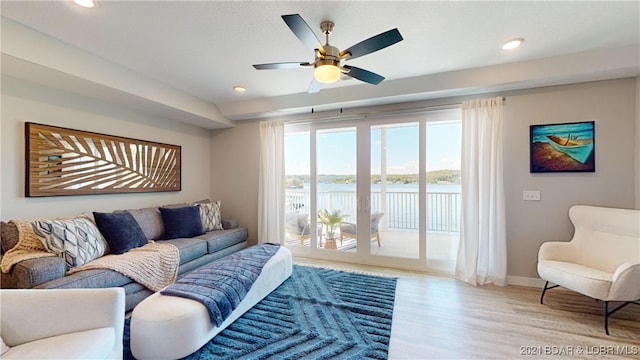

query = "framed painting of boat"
[530,121,595,173]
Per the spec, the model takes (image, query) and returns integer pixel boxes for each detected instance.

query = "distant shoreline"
[286,169,461,188]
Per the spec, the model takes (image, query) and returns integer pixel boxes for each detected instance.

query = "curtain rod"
[284,102,460,125]
[283,97,505,125]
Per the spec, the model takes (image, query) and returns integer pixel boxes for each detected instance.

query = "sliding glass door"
[425,118,462,273]
[370,122,421,260]
[316,127,358,251]
[284,109,461,272]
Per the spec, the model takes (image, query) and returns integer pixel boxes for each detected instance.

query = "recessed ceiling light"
[74,0,96,8]
[502,38,524,50]
[233,86,246,93]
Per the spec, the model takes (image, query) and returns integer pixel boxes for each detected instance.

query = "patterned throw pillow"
[198,201,223,232]
[32,216,107,268]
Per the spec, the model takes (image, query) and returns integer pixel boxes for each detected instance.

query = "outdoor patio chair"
[340,212,384,247]
[285,212,311,245]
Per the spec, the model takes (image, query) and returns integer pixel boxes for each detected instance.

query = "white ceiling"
[1,1,639,128]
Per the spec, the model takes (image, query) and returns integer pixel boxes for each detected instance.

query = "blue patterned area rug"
[124,265,397,360]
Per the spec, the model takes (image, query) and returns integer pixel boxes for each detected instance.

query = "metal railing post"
[286,189,460,234]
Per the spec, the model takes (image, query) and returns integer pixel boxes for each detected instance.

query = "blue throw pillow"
[93,211,148,255]
[159,206,204,239]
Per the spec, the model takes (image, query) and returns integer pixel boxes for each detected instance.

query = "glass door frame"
[358,116,427,271]
[285,115,429,272]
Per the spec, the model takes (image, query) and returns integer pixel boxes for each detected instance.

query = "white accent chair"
[537,205,640,335]
[0,288,125,359]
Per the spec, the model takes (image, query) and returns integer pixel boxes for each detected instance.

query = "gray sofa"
[0,203,248,312]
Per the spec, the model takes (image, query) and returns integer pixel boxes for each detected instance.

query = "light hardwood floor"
[293,257,640,359]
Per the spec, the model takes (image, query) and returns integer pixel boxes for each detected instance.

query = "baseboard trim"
[507,276,546,288]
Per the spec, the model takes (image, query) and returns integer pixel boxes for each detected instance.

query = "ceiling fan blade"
[343,65,385,85]
[253,62,311,70]
[340,28,403,60]
[282,14,325,54]
[308,79,323,93]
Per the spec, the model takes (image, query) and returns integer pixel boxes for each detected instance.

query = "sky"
[285,121,461,175]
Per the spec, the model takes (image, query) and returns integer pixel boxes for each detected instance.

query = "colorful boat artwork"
[546,134,593,164]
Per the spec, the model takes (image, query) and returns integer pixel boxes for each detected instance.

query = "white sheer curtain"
[258,120,285,244]
[456,97,507,286]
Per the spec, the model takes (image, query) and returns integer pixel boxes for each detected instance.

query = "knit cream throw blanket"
[2,219,180,292]
[68,241,179,292]
[1,219,56,273]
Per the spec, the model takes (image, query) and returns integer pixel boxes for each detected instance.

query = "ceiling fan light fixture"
[314,60,341,84]
[253,14,403,91]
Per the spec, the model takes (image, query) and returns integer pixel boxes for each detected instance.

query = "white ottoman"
[130,246,292,360]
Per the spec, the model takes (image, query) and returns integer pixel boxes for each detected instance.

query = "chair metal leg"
[539,281,559,304]
[604,301,610,335]
[602,300,640,336]
[540,281,638,336]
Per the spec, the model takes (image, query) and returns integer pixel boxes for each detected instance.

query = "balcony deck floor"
[285,230,459,273]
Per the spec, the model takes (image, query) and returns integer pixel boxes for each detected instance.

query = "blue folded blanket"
[161,243,280,326]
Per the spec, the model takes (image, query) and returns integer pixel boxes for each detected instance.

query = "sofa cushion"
[1,257,67,289]
[1,222,19,254]
[195,228,249,254]
[161,202,190,209]
[159,206,204,239]
[32,217,108,268]
[126,207,164,240]
[34,268,135,290]
[162,238,207,265]
[93,212,148,255]
[2,327,115,360]
[197,201,223,231]
[538,259,612,300]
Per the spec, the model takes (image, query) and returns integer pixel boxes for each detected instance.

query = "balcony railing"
[286,189,461,233]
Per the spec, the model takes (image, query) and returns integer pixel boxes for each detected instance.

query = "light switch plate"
[523,190,541,201]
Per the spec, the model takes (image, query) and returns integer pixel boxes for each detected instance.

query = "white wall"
[211,78,638,278]
[1,75,212,219]
[636,76,640,209]
[4,74,634,279]
[503,78,637,278]
[210,121,261,243]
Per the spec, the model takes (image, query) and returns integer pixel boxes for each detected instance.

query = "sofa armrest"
[538,241,576,263]
[222,219,239,230]
[0,288,125,348]
[1,257,66,288]
[609,262,640,301]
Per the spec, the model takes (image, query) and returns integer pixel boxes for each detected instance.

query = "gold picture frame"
[26,122,181,197]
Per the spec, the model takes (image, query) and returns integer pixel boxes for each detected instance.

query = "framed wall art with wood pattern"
[25,122,181,197]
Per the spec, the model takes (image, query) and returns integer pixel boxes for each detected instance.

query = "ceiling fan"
[253,14,403,93]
